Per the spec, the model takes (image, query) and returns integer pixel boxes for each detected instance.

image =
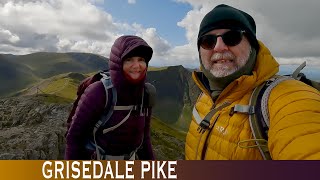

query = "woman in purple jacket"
[65,35,155,160]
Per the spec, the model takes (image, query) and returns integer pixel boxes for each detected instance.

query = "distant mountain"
[147,65,200,129]
[12,66,200,131]
[0,52,108,97]
[0,55,38,97]
[0,52,202,131]
[5,52,319,132]
[10,52,109,78]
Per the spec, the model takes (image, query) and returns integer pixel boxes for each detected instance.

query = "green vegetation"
[0,57,39,97]
[174,104,193,132]
[152,99,183,124]
[40,77,78,100]
[150,116,186,160]
[35,94,73,104]
[85,72,98,77]
[148,66,168,71]
[12,72,82,100]
[151,116,186,141]
[41,78,68,92]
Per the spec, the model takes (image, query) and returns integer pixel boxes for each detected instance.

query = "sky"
[1,0,320,74]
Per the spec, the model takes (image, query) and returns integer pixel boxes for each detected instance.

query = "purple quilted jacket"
[65,35,154,160]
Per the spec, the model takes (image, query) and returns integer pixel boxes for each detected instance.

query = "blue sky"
[0,0,320,80]
[101,0,192,46]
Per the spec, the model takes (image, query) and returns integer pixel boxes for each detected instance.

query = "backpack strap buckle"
[197,119,210,134]
[230,105,255,116]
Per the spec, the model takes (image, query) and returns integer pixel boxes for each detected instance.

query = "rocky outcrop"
[0,94,185,160]
[0,95,70,159]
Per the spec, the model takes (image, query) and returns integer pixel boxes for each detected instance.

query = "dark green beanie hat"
[198,4,259,51]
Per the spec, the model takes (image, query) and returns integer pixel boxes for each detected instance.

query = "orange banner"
[0,160,178,180]
[0,160,45,179]
[2,160,318,180]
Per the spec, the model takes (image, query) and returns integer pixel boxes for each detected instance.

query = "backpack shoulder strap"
[101,83,156,135]
[236,62,317,160]
[102,83,157,133]
[247,75,293,160]
[96,71,117,127]
[92,72,117,159]
[144,82,156,107]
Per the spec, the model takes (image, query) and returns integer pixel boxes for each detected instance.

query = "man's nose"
[213,37,228,52]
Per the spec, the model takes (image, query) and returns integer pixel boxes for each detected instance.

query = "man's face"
[199,29,252,77]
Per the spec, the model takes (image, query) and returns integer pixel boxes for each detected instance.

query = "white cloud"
[174,0,320,68]
[1,0,320,69]
[0,44,35,55]
[0,0,118,55]
[128,0,136,4]
[0,0,173,65]
[134,25,171,56]
[0,28,20,43]
[277,57,320,67]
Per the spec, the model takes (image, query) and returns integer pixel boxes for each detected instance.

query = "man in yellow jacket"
[185,4,320,160]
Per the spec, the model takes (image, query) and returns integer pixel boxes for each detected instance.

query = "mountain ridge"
[1,52,200,132]
[0,52,108,97]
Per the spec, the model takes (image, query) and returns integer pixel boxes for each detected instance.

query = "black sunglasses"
[198,30,245,50]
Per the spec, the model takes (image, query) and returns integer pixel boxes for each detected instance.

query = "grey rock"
[0,94,186,160]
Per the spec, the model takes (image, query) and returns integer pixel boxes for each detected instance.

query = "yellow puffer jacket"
[185,41,320,160]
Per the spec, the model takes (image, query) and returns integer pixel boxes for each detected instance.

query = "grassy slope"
[17,72,87,99]
[148,66,168,71]
[151,116,186,141]
[174,103,192,132]
[150,116,186,160]
[40,77,78,100]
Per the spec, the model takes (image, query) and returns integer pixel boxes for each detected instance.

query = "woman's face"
[123,56,147,80]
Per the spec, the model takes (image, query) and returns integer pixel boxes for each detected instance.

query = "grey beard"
[206,47,252,78]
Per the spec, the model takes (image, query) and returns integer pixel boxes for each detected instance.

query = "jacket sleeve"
[64,82,106,160]
[137,108,155,160]
[268,80,320,160]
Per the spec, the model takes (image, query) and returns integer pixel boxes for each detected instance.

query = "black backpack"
[66,71,156,159]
